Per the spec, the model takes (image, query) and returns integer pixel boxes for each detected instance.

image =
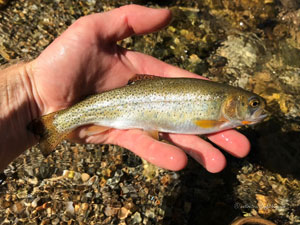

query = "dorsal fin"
[127,74,159,85]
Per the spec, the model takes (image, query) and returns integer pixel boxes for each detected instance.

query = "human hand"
[26,5,250,172]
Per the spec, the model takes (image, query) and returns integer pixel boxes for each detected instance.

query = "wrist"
[0,62,39,171]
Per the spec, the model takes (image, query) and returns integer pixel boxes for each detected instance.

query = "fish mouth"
[244,109,268,125]
[252,113,268,123]
[253,108,268,122]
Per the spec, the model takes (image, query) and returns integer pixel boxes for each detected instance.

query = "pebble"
[118,207,131,219]
[104,205,120,217]
[106,176,121,189]
[11,201,24,214]
[27,177,38,185]
[82,203,89,212]
[81,173,90,182]
[31,197,40,208]
[74,204,80,214]
[131,211,142,224]
[65,201,75,215]
[145,208,155,219]
[160,174,172,186]
[121,184,136,194]
[46,207,53,217]
[16,189,28,199]
[51,217,60,225]
[86,175,99,186]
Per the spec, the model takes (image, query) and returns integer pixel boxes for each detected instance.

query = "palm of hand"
[28,5,250,172]
[30,21,131,112]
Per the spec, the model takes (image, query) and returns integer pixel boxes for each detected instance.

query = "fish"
[28,74,267,156]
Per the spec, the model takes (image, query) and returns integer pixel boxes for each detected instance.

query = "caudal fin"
[28,112,67,157]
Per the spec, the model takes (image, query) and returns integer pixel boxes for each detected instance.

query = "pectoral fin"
[194,120,226,128]
[241,121,252,125]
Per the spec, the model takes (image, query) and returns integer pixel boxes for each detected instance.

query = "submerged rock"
[235,164,300,223]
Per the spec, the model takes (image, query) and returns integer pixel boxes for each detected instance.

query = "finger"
[207,130,250,158]
[86,129,188,171]
[125,50,208,79]
[162,133,227,173]
[86,5,172,42]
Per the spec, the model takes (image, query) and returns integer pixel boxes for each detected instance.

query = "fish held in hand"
[28,75,267,156]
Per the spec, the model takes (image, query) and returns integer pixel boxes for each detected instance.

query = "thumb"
[84,4,172,42]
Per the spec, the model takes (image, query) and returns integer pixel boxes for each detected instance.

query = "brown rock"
[118,207,131,220]
[255,194,275,215]
[104,205,120,217]
[12,201,24,214]
[81,173,90,182]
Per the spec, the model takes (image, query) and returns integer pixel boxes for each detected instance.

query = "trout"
[29,75,267,156]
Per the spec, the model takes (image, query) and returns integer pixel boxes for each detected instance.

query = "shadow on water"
[161,159,239,225]
[245,117,300,179]
[161,117,300,225]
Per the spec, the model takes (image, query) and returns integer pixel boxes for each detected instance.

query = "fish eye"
[249,98,260,108]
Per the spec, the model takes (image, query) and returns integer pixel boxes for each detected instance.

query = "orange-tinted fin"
[241,120,252,125]
[194,120,225,128]
[146,130,160,140]
[65,125,111,143]
[80,125,111,137]
[128,74,158,84]
[27,111,67,157]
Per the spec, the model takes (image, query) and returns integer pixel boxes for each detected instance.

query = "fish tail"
[28,111,67,157]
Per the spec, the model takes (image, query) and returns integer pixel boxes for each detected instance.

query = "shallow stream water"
[0,1,299,224]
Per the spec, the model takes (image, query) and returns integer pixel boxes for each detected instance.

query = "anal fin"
[146,130,160,140]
